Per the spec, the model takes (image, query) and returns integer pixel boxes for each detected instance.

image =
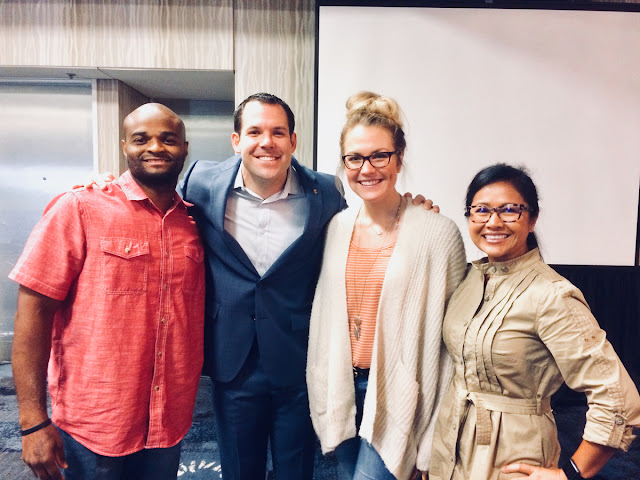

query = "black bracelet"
[21,418,52,436]
[561,458,584,480]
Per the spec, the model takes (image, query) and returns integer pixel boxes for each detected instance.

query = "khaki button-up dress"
[429,249,640,480]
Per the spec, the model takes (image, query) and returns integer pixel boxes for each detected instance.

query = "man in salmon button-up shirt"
[10,103,205,480]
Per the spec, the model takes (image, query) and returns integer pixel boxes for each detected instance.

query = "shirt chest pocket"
[100,237,150,294]
[182,244,205,294]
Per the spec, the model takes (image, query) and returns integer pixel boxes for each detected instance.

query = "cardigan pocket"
[380,361,419,435]
[306,364,327,415]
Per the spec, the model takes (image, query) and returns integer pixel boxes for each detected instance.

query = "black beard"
[132,168,179,187]
[127,155,186,189]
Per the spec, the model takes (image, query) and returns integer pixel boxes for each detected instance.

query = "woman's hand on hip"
[500,463,566,479]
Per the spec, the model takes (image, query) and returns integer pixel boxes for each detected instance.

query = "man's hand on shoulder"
[21,423,67,480]
[403,192,440,213]
[72,172,115,191]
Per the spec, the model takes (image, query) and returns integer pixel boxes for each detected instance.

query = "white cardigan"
[307,202,467,480]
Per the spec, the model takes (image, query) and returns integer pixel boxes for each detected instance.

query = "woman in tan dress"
[429,163,640,480]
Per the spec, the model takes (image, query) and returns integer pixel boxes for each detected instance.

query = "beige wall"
[0,1,234,70]
[2,1,640,168]
[234,0,316,165]
[0,0,316,167]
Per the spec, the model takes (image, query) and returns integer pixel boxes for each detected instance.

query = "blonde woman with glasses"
[307,92,466,480]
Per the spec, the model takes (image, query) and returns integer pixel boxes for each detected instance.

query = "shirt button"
[157,352,162,357]
[161,317,166,324]
[501,266,509,273]
[164,284,168,290]
[615,417,625,425]
[124,247,131,254]
[154,385,159,391]
[484,295,491,302]
[490,266,497,273]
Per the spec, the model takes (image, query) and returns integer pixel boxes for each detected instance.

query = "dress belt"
[466,391,552,445]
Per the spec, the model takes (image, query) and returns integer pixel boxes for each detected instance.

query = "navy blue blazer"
[181,155,346,387]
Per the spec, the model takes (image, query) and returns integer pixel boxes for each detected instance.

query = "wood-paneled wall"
[0,0,316,167]
[93,80,150,175]
[0,0,233,70]
[234,0,316,166]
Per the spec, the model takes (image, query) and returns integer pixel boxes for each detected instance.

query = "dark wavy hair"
[233,92,295,135]
[465,163,540,250]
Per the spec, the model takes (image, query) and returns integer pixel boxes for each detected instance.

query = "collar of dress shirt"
[234,163,303,203]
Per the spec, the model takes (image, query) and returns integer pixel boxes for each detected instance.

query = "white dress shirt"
[224,164,307,276]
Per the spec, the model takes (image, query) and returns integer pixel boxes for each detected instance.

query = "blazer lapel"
[296,159,323,235]
[263,159,322,277]
[209,156,259,276]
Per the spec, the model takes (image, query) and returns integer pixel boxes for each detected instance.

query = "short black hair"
[233,93,295,136]
[465,163,540,250]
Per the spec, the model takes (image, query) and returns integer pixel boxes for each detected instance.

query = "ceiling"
[0,66,234,101]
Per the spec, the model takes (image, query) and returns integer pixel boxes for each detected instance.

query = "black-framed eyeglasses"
[465,203,530,223]
[341,151,398,170]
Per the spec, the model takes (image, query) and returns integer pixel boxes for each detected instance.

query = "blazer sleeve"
[178,159,199,202]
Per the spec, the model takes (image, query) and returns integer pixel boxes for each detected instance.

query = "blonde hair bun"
[345,91,403,128]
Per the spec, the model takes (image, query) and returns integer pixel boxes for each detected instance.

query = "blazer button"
[251,314,256,321]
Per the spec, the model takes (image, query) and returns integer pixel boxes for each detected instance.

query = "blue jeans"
[334,371,396,480]
[57,427,182,480]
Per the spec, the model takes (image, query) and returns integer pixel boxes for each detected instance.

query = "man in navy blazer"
[181,93,347,480]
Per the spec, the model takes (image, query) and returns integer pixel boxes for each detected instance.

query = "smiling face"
[469,181,538,263]
[121,104,188,189]
[342,124,401,206]
[232,101,297,199]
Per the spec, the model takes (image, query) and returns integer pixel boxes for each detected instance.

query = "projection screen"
[317,5,640,265]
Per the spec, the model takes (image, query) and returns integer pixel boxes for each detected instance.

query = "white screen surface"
[317,6,640,265]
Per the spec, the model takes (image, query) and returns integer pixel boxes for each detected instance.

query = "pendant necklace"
[351,197,403,340]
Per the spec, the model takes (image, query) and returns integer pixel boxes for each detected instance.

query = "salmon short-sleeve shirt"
[10,171,205,456]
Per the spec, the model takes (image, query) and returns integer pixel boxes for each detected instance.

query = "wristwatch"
[561,458,584,480]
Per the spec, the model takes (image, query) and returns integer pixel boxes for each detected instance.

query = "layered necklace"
[350,197,403,340]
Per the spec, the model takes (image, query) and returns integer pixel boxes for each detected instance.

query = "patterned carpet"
[1,363,638,480]
[0,364,338,480]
